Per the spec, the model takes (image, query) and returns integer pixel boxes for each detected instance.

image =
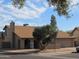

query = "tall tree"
[33,15,57,50]
[50,15,57,35]
[48,15,57,43]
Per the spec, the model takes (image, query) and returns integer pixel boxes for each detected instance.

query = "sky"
[0,0,79,31]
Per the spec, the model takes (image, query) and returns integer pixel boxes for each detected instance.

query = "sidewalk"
[0,49,40,54]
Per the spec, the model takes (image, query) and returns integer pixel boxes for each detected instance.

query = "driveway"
[0,52,79,59]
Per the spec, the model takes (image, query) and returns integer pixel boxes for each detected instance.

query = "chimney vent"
[23,24,28,26]
[10,21,15,32]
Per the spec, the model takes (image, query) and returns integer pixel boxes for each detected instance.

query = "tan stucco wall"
[15,36,19,49]
[4,28,13,48]
[4,28,11,41]
[72,29,79,46]
[20,39,25,49]
[4,27,19,48]
[56,39,74,48]
[47,38,74,49]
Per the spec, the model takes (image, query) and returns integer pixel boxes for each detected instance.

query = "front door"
[25,39,34,49]
[25,40,30,49]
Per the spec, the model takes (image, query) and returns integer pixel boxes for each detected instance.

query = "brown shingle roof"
[14,26,35,38]
[4,25,75,39]
[4,25,35,38]
[56,31,75,38]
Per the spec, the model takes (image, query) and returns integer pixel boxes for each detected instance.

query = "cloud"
[0,2,47,19]
[68,0,79,6]
[0,0,49,31]
[71,0,79,5]
[0,0,4,3]
[0,0,49,19]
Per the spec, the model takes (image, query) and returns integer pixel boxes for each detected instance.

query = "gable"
[71,27,79,37]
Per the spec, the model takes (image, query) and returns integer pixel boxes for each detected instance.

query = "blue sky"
[0,0,79,31]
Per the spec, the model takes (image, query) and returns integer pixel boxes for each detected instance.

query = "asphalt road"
[0,53,79,59]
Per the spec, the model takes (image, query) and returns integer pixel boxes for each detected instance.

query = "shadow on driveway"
[72,51,79,53]
[0,50,41,55]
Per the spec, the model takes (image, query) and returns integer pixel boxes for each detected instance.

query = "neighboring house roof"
[56,31,75,39]
[71,27,79,34]
[3,25,75,39]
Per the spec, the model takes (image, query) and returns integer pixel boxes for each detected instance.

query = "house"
[0,21,76,49]
[46,31,75,49]
[71,27,79,46]
[2,21,35,49]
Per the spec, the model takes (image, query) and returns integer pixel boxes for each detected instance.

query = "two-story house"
[3,21,35,49]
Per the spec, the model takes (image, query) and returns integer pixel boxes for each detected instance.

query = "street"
[0,52,79,59]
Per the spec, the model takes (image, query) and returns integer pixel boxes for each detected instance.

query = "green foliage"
[33,25,50,41]
[48,0,69,16]
[12,0,25,8]
[33,15,57,49]
[33,25,50,49]
[33,27,44,40]
[12,0,71,16]
[50,15,57,33]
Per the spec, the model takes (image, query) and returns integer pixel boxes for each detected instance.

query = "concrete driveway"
[0,47,78,59]
[0,52,79,59]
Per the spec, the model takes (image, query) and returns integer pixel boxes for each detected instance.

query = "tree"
[33,15,57,50]
[12,0,25,8]
[50,15,57,35]
[33,25,50,49]
[48,0,69,16]
[12,0,70,16]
